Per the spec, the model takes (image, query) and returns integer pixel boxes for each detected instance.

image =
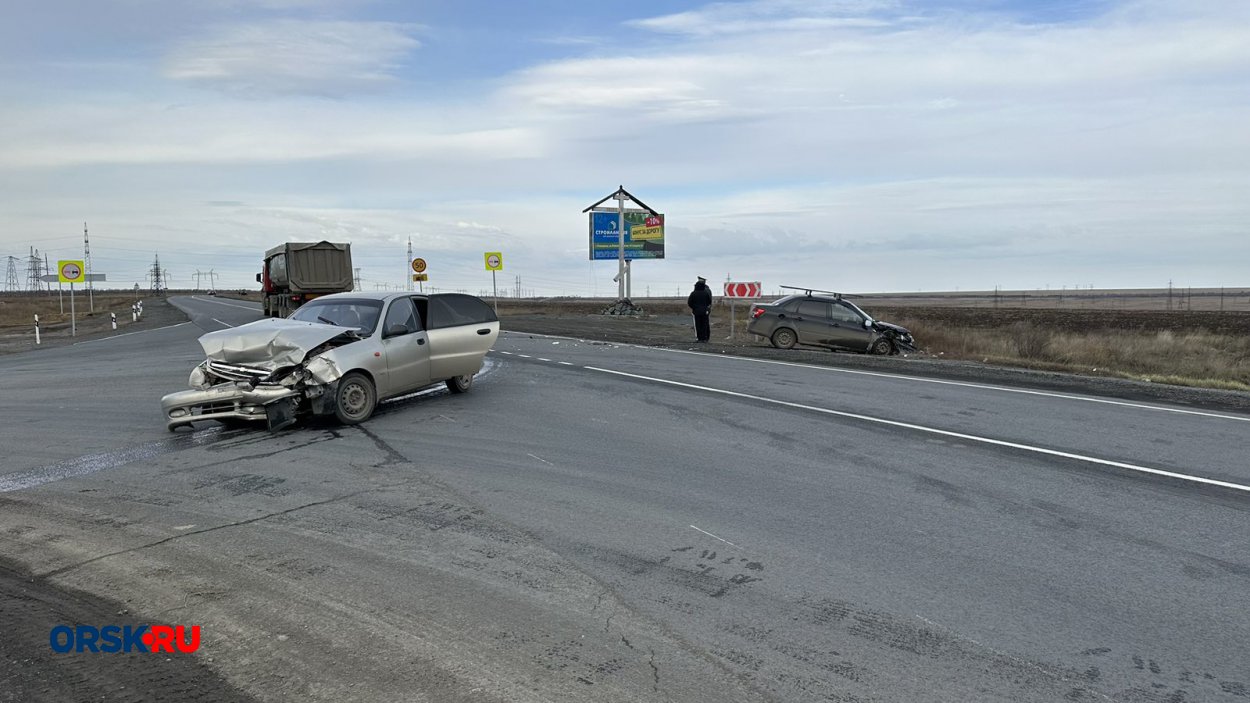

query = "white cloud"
[3,0,1249,293]
[162,20,420,96]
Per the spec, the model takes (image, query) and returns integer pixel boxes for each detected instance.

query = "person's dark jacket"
[687,282,712,314]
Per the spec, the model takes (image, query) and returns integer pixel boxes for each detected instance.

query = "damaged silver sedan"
[161,292,499,431]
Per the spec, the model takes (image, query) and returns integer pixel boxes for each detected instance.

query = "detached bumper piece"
[161,382,300,432]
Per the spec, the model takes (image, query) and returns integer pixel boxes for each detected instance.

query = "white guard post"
[34,314,40,345]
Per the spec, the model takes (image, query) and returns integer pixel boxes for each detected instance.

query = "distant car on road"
[161,291,499,431]
[747,290,916,355]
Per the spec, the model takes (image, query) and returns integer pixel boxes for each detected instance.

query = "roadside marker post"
[34,315,40,345]
[131,304,138,322]
[111,312,117,330]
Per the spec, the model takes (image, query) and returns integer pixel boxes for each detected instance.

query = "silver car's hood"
[198,318,356,369]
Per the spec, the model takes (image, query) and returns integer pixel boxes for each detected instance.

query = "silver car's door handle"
[417,338,425,345]
[477,328,491,335]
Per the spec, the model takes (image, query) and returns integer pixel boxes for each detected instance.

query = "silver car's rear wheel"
[771,328,797,350]
[334,372,377,424]
[446,374,473,394]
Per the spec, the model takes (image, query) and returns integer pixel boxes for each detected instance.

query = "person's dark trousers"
[694,311,710,342]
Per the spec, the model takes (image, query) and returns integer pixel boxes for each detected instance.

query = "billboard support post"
[584,186,662,302]
[617,191,625,300]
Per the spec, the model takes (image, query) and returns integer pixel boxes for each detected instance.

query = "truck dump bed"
[266,241,353,292]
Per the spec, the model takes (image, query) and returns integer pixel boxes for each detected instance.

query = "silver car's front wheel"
[446,374,473,394]
[334,372,377,424]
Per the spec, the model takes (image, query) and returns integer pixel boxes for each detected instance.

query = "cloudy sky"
[2,0,1247,296]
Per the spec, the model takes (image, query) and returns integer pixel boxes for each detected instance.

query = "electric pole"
[406,237,413,292]
[84,222,95,312]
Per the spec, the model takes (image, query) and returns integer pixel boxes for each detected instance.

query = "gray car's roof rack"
[780,285,843,299]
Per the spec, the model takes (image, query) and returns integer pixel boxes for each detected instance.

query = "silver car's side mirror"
[384,323,409,338]
[863,319,872,328]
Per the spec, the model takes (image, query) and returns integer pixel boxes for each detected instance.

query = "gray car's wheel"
[771,328,797,350]
[334,372,377,424]
[870,337,894,355]
[446,374,473,394]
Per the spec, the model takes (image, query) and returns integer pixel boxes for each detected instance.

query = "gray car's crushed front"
[161,292,499,431]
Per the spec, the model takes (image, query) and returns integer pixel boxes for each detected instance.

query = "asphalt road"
[2,294,1248,702]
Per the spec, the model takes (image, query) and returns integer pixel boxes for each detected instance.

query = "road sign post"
[724,282,762,337]
[58,260,85,337]
[484,252,503,313]
[34,315,40,345]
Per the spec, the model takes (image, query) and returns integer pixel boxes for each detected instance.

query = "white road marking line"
[538,358,551,362]
[517,354,531,358]
[190,296,262,311]
[172,524,197,531]
[211,317,233,328]
[690,525,739,548]
[586,366,1250,494]
[557,361,574,366]
[503,331,1250,424]
[73,321,191,344]
[527,453,554,465]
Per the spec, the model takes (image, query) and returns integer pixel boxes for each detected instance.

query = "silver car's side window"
[383,298,419,336]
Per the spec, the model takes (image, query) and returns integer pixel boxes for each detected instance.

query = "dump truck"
[257,241,354,318]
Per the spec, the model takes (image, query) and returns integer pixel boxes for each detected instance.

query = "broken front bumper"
[160,382,300,431]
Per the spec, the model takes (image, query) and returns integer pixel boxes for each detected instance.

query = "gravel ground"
[500,310,1250,414]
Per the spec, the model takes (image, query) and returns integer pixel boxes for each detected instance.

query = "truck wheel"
[334,372,377,424]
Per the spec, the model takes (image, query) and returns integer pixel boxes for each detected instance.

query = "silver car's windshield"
[289,299,383,335]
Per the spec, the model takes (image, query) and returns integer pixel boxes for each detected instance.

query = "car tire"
[446,374,473,394]
[771,328,797,350]
[334,371,377,424]
[870,337,894,355]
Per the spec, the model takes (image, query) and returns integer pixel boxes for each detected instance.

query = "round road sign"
[412,258,427,273]
[58,260,85,283]
[484,252,503,271]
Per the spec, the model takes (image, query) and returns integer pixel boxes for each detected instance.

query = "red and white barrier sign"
[724,281,762,298]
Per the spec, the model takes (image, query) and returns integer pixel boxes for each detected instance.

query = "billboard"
[589,211,665,260]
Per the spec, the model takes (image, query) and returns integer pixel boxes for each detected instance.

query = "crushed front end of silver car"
[161,319,355,432]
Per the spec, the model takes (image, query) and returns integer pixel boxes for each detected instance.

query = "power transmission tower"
[208,269,219,293]
[5,256,19,291]
[406,237,413,292]
[149,254,165,295]
[26,247,41,292]
[353,267,362,292]
[84,222,95,312]
[193,270,204,291]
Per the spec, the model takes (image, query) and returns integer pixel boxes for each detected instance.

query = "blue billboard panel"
[589,211,665,260]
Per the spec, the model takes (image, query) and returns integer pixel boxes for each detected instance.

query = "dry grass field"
[497,292,1250,392]
[0,291,144,329]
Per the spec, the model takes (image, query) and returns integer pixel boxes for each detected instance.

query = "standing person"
[687,276,712,343]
